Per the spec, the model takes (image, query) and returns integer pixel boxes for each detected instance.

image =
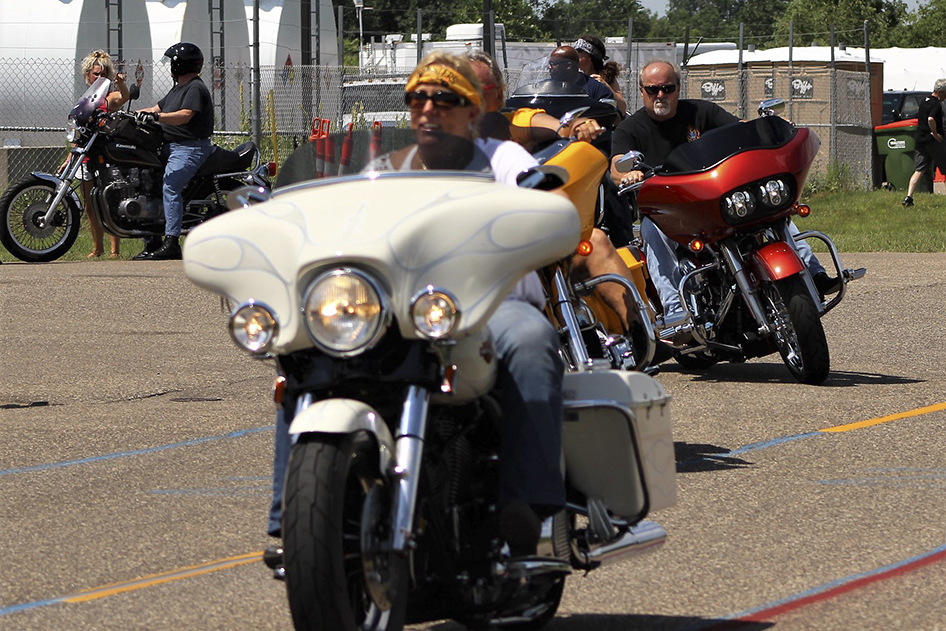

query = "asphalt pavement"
[1,253,944,630]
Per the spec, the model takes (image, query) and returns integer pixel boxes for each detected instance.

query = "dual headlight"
[228,269,461,356]
[722,176,793,224]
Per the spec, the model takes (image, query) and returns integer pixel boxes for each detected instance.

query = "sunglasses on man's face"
[405,91,470,110]
[548,59,573,68]
[641,83,677,96]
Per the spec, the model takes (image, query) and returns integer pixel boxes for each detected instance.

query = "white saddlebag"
[562,369,675,520]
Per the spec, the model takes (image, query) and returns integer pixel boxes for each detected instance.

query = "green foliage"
[799,189,946,252]
[804,159,854,195]
[768,0,908,48]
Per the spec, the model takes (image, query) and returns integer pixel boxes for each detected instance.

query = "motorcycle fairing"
[749,241,805,282]
[183,174,580,353]
[638,121,821,244]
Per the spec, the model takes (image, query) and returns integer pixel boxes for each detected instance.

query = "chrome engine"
[102,165,163,221]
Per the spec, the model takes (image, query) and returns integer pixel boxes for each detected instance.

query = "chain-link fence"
[0,56,873,194]
[681,65,873,189]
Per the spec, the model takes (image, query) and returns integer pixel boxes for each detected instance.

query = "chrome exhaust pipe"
[582,520,666,568]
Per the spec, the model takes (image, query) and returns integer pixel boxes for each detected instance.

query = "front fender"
[750,241,804,282]
[31,172,82,210]
[288,398,395,473]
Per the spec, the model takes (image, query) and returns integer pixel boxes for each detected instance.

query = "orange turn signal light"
[796,203,811,217]
[577,240,594,256]
[688,239,704,253]
[273,375,286,404]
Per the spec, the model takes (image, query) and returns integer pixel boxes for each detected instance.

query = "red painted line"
[701,546,946,630]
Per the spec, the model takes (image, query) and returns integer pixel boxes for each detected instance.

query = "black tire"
[768,276,830,385]
[0,176,81,262]
[283,432,408,631]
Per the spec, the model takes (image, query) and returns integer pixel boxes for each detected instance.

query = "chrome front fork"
[391,385,430,552]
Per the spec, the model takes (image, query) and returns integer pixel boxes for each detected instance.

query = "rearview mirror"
[614,151,645,173]
[516,165,569,190]
[227,185,271,210]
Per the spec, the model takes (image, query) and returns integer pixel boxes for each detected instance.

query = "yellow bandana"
[405,64,482,108]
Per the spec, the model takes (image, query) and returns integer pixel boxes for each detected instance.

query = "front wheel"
[767,276,830,384]
[0,177,81,262]
[283,432,408,631]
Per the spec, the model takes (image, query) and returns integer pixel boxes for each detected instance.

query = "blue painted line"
[0,426,274,477]
[0,597,68,616]
[725,431,822,456]
[148,487,269,497]
[677,431,821,470]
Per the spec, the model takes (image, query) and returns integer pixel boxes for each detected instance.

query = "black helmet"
[164,42,204,78]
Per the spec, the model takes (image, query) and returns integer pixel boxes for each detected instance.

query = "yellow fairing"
[616,246,650,300]
[544,141,608,241]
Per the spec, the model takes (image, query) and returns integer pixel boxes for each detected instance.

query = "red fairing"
[637,125,821,245]
[750,241,805,282]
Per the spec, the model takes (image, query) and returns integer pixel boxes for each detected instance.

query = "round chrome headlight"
[65,120,79,143]
[411,286,459,339]
[303,269,387,355]
[229,300,279,354]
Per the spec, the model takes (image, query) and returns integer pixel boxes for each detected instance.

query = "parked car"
[882,90,928,124]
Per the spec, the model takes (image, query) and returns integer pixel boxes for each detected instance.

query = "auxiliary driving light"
[412,286,460,339]
[229,300,279,354]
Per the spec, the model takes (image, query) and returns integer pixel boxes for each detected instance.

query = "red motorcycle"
[617,100,865,384]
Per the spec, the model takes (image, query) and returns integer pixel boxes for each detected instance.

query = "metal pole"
[416,9,423,65]
[338,6,345,70]
[788,21,794,121]
[252,0,261,149]
[483,0,494,59]
[738,23,745,119]
[627,19,634,108]
[830,24,837,168]
[864,20,871,126]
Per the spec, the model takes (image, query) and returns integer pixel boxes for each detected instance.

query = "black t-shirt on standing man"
[915,95,944,147]
[610,99,739,166]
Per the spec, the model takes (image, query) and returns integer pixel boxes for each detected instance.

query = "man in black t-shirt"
[133,42,214,260]
[609,59,839,323]
[903,79,946,207]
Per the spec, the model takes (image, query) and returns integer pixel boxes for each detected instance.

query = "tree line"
[332,0,946,49]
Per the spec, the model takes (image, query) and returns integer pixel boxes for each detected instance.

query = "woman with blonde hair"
[77,50,129,257]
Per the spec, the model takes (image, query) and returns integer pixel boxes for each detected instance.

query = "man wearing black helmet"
[134,42,213,260]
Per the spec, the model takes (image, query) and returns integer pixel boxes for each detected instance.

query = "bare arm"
[106,72,129,111]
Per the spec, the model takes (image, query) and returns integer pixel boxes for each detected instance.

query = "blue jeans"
[161,139,211,237]
[642,217,826,314]
[267,298,566,537]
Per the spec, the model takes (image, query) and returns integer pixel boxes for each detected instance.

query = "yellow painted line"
[63,552,263,603]
[819,401,946,434]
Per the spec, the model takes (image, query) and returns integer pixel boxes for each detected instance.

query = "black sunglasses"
[641,83,678,96]
[548,59,572,68]
[404,91,469,110]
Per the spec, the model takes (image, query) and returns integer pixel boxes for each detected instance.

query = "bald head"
[549,46,580,82]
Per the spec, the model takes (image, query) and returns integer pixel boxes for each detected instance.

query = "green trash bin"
[874,120,932,192]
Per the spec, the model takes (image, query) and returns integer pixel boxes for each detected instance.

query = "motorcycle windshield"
[69,77,110,126]
[504,56,619,121]
[275,129,496,189]
[659,116,798,174]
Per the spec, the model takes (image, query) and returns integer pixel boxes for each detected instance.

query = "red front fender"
[750,241,804,282]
